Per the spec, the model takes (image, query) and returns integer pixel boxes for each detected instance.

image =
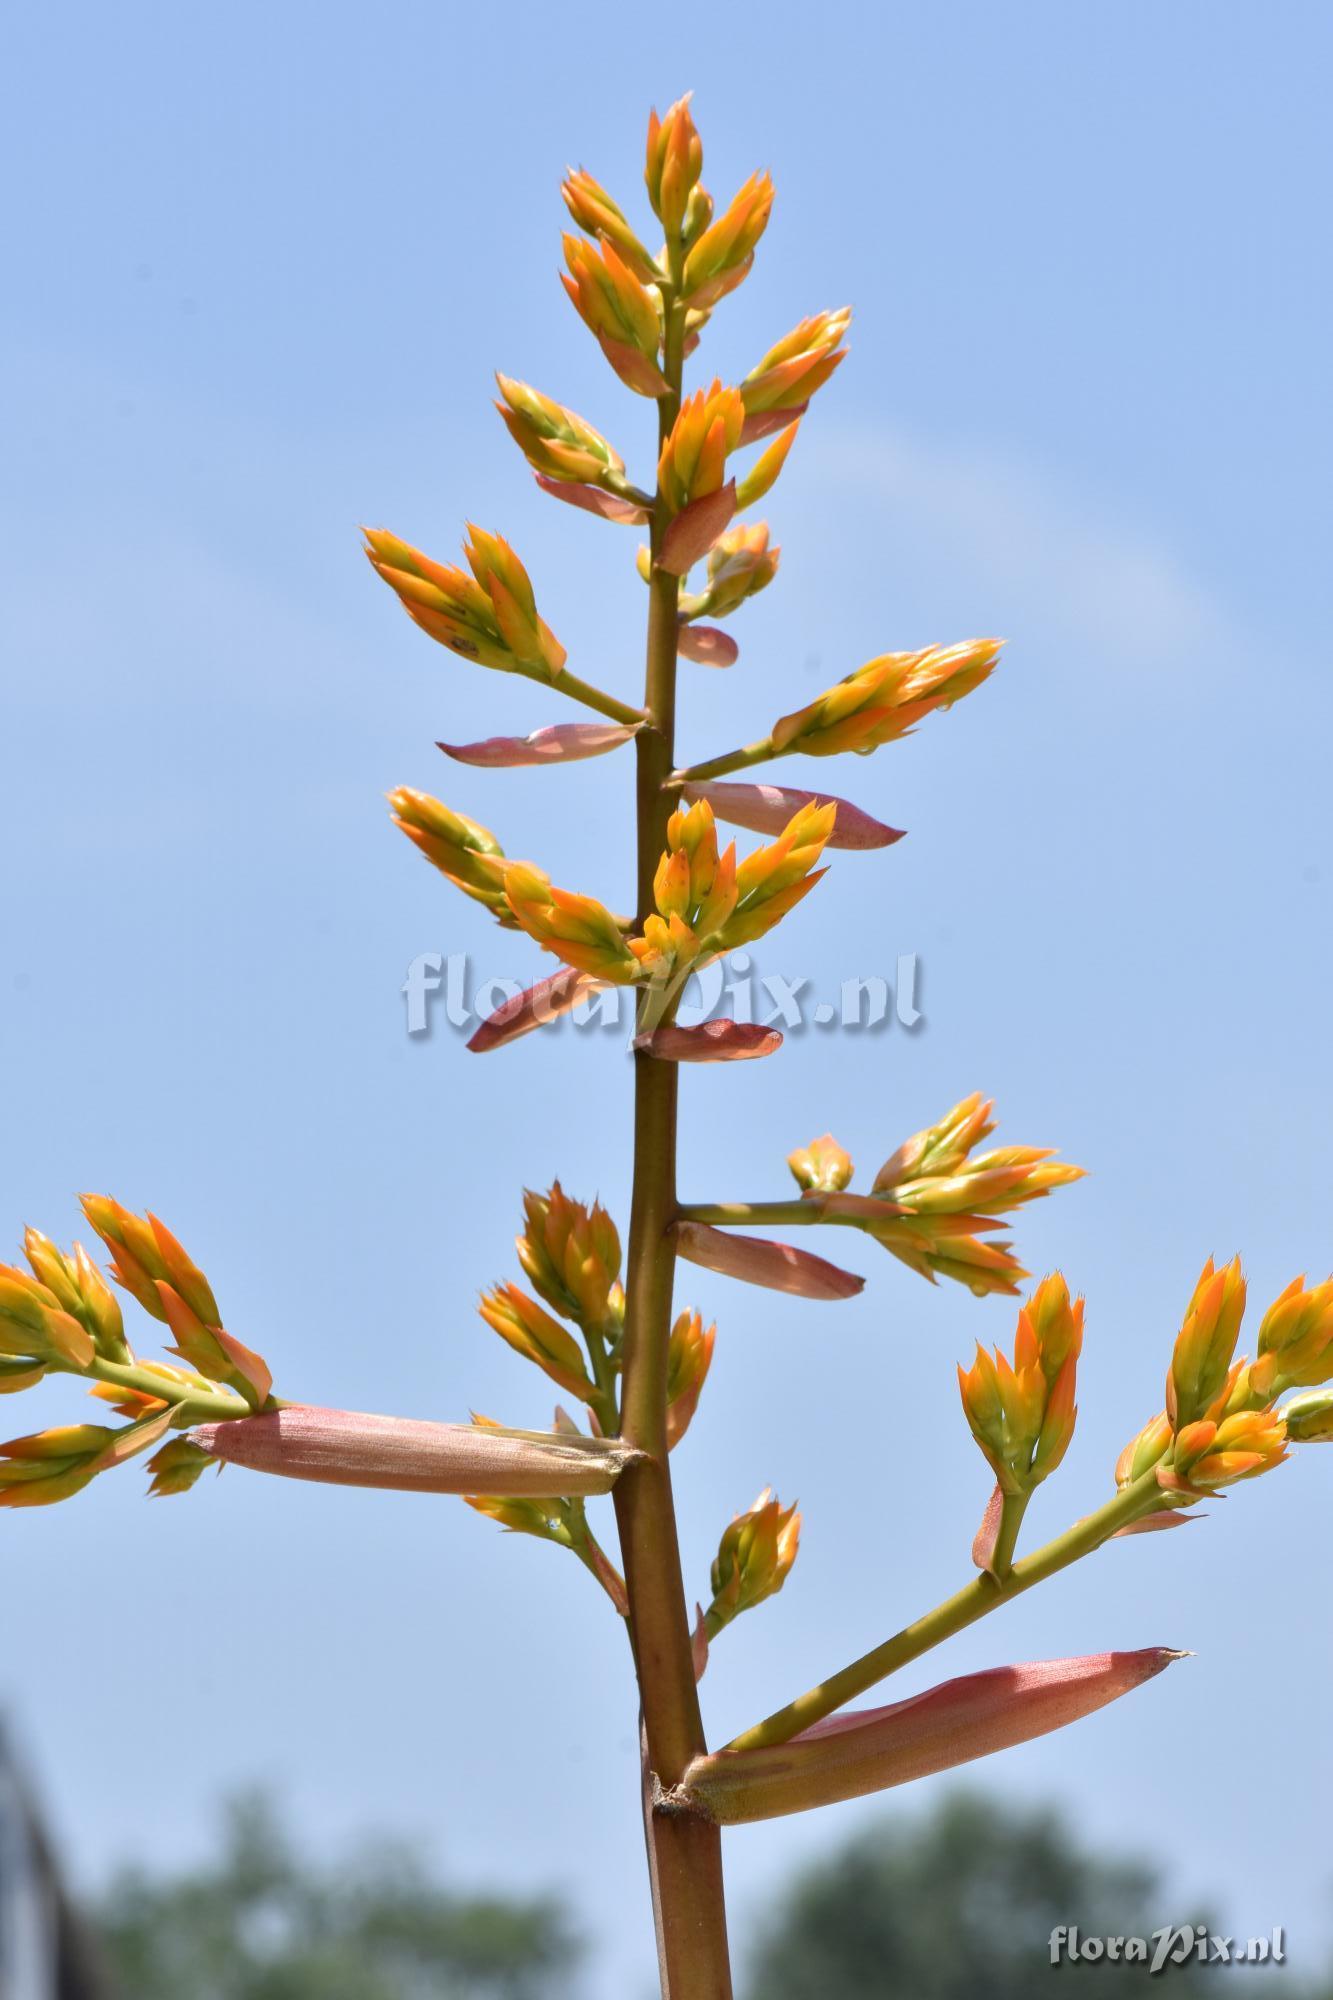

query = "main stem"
[612,258,734,2000]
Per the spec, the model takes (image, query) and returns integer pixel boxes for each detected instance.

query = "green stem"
[679,1199,824,1228]
[612,246,733,2000]
[669,737,779,784]
[58,1353,265,1425]
[567,1502,630,1616]
[534,664,647,729]
[581,1320,621,1439]
[724,1470,1164,1754]
[988,1489,1029,1577]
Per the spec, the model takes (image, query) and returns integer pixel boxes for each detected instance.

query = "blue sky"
[3,3,1331,1992]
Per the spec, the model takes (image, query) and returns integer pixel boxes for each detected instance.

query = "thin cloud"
[808,425,1231,675]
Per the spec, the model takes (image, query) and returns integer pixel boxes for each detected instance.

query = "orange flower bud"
[0,1410,170,1509]
[1115,1411,1173,1488]
[561,168,660,284]
[478,1283,597,1401]
[957,1276,1083,1494]
[645,95,703,237]
[657,381,745,514]
[79,1198,269,1409]
[561,235,669,398]
[734,424,800,510]
[21,1230,127,1358]
[387,788,513,924]
[364,526,566,680]
[503,863,639,983]
[682,173,774,304]
[1249,1275,1333,1397]
[517,1184,621,1329]
[741,309,850,429]
[1166,1408,1287,1490]
[771,640,1004,760]
[723,801,835,948]
[1167,1257,1247,1428]
[0,1423,114,1507]
[494,374,628,489]
[704,1488,801,1637]
[666,1309,715,1449]
[0,1263,96,1370]
[77,1194,174,1320]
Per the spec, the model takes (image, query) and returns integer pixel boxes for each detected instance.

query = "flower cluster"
[1115,1261,1333,1503]
[788,1095,1084,1297]
[0,1205,275,1508]
[364,527,566,680]
[958,1275,1084,1497]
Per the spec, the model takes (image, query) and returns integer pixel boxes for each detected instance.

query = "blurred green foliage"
[743,1792,1303,2000]
[94,1792,581,2000]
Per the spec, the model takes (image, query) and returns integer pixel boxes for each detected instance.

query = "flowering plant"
[5,96,1329,1997]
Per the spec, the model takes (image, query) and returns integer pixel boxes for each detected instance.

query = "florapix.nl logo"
[402,950,925,1039]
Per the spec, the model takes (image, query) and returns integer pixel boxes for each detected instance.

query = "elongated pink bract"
[680,1649,1184,1823]
[533,475,649,523]
[468,967,609,1052]
[194,1404,634,1496]
[439,722,639,768]
[679,781,903,851]
[658,483,738,575]
[674,1221,863,1299]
